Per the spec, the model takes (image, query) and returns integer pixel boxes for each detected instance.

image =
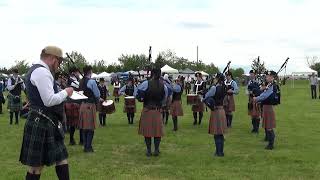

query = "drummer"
[79,65,104,153]
[97,78,109,126]
[118,77,137,124]
[113,78,121,103]
[192,72,206,125]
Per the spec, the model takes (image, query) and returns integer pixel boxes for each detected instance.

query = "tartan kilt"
[262,105,276,129]
[208,106,227,135]
[64,102,80,127]
[79,103,96,130]
[170,100,183,117]
[19,114,68,167]
[161,96,172,113]
[224,95,235,113]
[123,102,136,113]
[248,97,261,118]
[113,88,120,97]
[138,107,164,137]
[7,94,22,112]
[192,102,205,112]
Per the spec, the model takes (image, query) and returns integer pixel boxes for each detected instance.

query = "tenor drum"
[187,94,200,105]
[102,100,116,114]
[124,96,135,108]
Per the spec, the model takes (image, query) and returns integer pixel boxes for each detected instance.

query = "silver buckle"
[34,117,40,123]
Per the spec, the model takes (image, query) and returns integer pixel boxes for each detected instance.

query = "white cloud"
[0,0,319,72]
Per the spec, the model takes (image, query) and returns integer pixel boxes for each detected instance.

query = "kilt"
[19,113,68,167]
[138,107,164,137]
[113,88,120,97]
[79,103,96,130]
[123,102,136,113]
[170,100,183,117]
[224,95,235,113]
[262,105,276,129]
[248,97,261,118]
[192,102,205,112]
[161,96,172,113]
[208,106,227,135]
[64,102,80,127]
[7,94,22,112]
[97,102,107,114]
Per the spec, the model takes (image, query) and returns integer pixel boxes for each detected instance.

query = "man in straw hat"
[19,46,74,180]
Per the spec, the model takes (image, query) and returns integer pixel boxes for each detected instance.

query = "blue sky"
[0,0,319,73]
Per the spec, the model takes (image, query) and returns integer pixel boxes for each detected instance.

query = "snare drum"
[125,96,135,108]
[187,94,200,105]
[102,100,116,114]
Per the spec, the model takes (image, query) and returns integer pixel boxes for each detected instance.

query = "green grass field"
[1,80,320,180]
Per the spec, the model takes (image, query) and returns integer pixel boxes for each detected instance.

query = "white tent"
[161,65,179,74]
[127,70,139,76]
[291,66,317,88]
[97,72,111,78]
[195,71,209,76]
[91,73,98,78]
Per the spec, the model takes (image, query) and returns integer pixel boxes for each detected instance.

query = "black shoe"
[146,151,152,157]
[153,150,160,156]
[251,129,255,133]
[193,121,197,125]
[84,149,89,153]
[69,140,76,146]
[214,152,224,157]
[265,144,274,150]
[88,148,94,152]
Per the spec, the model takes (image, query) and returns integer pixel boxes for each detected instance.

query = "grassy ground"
[0,80,320,180]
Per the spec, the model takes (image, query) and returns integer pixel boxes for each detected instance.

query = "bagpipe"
[273,57,289,105]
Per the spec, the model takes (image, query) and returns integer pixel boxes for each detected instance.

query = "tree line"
[0,49,246,78]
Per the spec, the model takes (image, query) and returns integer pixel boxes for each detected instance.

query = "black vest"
[10,77,23,96]
[25,64,63,120]
[144,79,165,107]
[193,80,204,95]
[98,85,107,100]
[172,84,182,101]
[125,85,134,96]
[80,77,96,103]
[213,84,226,106]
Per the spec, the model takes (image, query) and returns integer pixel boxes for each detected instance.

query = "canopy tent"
[179,68,194,74]
[127,70,139,76]
[96,72,111,78]
[195,71,209,76]
[291,66,317,88]
[91,73,98,78]
[161,65,179,74]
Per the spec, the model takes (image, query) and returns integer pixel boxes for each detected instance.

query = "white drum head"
[125,96,135,99]
[103,100,114,106]
[187,94,197,96]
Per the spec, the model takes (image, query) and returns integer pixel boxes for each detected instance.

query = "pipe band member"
[136,68,168,157]
[97,78,109,126]
[19,46,74,180]
[224,71,239,128]
[247,70,262,133]
[170,77,184,131]
[192,72,205,125]
[119,77,137,124]
[254,70,278,150]
[7,68,25,125]
[204,73,227,157]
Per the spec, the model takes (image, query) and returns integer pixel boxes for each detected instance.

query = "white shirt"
[7,76,25,91]
[185,76,192,83]
[30,60,68,107]
[310,76,318,85]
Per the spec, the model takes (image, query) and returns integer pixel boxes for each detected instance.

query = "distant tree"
[204,63,220,75]
[251,57,266,74]
[92,59,108,73]
[62,51,89,74]
[310,62,320,75]
[9,60,30,75]
[106,63,122,73]
[118,54,149,71]
[0,67,9,74]
[229,68,245,78]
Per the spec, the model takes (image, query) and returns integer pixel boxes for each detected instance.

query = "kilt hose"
[139,107,164,137]
[170,100,183,117]
[224,94,235,114]
[65,102,80,127]
[192,102,205,112]
[79,102,96,130]
[248,97,261,118]
[262,105,276,129]
[19,113,68,167]
[7,93,22,112]
[208,106,228,135]
[123,102,136,113]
